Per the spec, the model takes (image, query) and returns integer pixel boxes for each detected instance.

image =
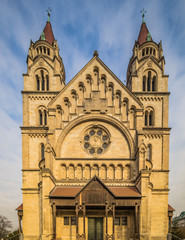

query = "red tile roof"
[50,186,141,198]
[40,21,55,44]
[50,187,83,197]
[137,22,152,45]
[16,203,23,211]
[109,187,141,197]
[168,204,175,212]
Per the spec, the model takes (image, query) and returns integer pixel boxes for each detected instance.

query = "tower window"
[153,49,156,56]
[39,110,43,125]
[147,71,151,91]
[36,75,40,91]
[149,111,153,126]
[146,48,149,55]
[142,49,145,56]
[46,75,49,91]
[143,76,146,91]
[41,144,45,160]
[41,70,45,91]
[152,76,156,91]
[47,48,50,55]
[44,110,47,125]
[144,108,154,126]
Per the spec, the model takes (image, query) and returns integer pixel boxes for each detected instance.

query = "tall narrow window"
[36,75,40,91]
[143,76,146,91]
[152,76,156,91]
[41,70,45,91]
[145,111,148,126]
[147,71,151,91]
[46,75,49,91]
[149,111,153,126]
[44,110,47,125]
[39,110,43,125]
[41,144,45,160]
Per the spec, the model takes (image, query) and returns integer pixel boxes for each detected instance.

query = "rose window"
[83,127,110,155]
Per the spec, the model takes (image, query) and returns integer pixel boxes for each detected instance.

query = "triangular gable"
[76,175,115,198]
[28,55,54,71]
[137,56,163,73]
[48,55,142,109]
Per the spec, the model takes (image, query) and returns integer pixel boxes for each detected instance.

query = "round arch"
[55,114,136,159]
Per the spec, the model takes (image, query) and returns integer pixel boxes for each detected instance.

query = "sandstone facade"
[19,15,171,240]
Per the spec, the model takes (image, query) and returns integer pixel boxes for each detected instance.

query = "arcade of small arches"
[36,46,50,56]
[59,163,132,181]
[36,69,49,91]
[143,70,157,92]
[142,47,156,57]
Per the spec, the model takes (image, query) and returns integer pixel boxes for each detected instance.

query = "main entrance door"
[88,217,103,240]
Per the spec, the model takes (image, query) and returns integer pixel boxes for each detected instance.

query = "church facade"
[18,14,172,240]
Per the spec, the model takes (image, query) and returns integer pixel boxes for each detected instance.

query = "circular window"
[82,127,110,155]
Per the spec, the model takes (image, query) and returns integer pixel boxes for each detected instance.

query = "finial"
[93,50,99,57]
[147,32,151,41]
[140,9,146,23]
[46,7,52,22]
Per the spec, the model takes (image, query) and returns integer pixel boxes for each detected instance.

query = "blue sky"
[0,0,185,228]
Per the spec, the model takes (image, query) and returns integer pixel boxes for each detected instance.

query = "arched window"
[143,76,146,91]
[152,76,156,91]
[39,110,43,125]
[147,71,151,91]
[46,75,49,91]
[41,144,45,160]
[145,111,148,126]
[149,111,153,126]
[44,110,47,125]
[41,70,45,91]
[147,145,152,160]
[36,75,40,91]
[144,108,154,126]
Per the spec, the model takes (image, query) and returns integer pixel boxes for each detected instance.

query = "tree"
[0,215,12,239]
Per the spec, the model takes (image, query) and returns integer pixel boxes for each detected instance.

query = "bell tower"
[126,12,170,239]
[21,12,65,239]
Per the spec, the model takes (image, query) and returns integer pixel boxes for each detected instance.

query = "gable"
[47,56,143,130]
[75,176,114,204]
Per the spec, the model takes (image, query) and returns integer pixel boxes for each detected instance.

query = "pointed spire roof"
[137,11,152,45]
[39,11,55,45]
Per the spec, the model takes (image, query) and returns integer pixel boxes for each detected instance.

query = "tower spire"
[137,10,152,45]
[39,9,55,44]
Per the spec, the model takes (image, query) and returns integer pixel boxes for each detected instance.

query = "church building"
[16,12,174,240]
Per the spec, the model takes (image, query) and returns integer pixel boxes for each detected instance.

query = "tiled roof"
[137,22,152,45]
[50,186,141,198]
[168,204,175,212]
[40,21,55,44]
[50,187,83,197]
[109,187,141,197]
[16,203,23,211]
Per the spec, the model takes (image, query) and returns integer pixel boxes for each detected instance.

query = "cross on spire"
[46,7,52,22]
[140,9,146,23]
